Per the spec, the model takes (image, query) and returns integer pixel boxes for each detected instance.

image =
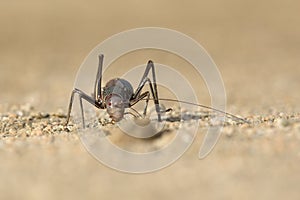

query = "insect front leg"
[66,88,102,128]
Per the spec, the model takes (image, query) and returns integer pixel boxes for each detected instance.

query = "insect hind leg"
[130,91,150,116]
[131,60,164,121]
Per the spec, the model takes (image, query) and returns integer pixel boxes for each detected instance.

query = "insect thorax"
[103,78,134,103]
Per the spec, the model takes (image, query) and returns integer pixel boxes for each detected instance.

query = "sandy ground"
[1,0,300,199]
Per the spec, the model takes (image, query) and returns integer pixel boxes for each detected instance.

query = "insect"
[65,54,248,128]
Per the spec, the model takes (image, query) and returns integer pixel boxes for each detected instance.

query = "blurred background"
[1,0,300,200]
[1,0,300,112]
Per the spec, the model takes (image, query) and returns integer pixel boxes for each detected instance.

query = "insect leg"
[130,91,150,116]
[79,95,85,128]
[142,92,150,116]
[66,89,76,126]
[94,54,104,101]
[132,60,162,121]
[132,77,165,120]
[66,88,102,128]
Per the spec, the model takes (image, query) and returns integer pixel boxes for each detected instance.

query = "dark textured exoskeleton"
[66,54,168,128]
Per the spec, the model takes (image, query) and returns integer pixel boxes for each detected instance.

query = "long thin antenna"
[143,98,249,124]
[129,107,143,118]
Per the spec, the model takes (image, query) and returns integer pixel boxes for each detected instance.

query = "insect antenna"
[127,107,143,118]
[124,112,140,118]
[143,98,249,124]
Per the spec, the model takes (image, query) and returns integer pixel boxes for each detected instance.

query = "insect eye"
[105,94,124,109]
